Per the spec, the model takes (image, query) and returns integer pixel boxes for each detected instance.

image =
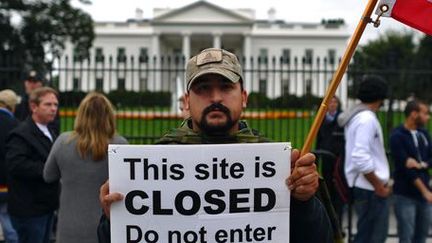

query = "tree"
[349,31,416,100]
[410,35,432,101]
[0,0,94,77]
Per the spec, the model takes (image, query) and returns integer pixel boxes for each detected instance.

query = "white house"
[61,0,350,104]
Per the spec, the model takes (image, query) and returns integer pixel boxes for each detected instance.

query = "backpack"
[332,152,351,204]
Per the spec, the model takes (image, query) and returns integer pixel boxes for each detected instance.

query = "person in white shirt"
[338,75,390,243]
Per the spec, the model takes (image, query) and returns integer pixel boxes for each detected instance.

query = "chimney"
[268,8,276,22]
[135,8,143,21]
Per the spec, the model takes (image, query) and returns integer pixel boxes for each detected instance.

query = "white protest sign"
[108,143,291,243]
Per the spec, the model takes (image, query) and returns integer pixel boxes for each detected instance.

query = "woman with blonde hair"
[43,92,127,243]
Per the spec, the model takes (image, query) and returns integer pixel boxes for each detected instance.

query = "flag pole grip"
[300,0,379,156]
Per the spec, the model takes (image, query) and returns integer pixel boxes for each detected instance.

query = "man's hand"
[406,158,422,169]
[375,184,391,198]
[286,149,319,201]
[423,190,432,203]
[99,180,124,218]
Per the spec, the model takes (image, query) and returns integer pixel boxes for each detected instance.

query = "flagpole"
[300,0,379,156]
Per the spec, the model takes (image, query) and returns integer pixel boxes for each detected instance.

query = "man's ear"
[242,90,248,108]
[29,102,37,113]
[184,93,190,110]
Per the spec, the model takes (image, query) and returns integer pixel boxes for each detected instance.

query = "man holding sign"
[99,48,333,243]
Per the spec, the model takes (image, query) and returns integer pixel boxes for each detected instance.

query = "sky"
[72,0,420,45]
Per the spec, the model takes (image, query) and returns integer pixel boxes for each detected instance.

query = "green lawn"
[60,116,313,146]
[59,109,422,148]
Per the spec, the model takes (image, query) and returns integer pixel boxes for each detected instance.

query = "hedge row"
[248,92,322,109]
[59,90,171,108]
[59,91,321,109]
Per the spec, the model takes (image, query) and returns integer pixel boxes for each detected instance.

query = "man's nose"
[209,89,223,103]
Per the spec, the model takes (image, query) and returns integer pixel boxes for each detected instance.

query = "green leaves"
[0,0,94,73]
[349,31,432,102]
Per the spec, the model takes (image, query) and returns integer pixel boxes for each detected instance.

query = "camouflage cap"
[185,48,243,90]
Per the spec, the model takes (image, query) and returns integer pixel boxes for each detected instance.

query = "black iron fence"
[3,54,432,241]
[2,55,432,147]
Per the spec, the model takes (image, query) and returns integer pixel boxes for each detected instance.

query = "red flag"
[378,0,432,35]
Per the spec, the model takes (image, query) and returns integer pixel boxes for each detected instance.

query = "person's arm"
[364,172,391,197]
[43,136,62,183]
[390,131,420,183]
[350,118,376,175]
[406,157,423,169]
[350,117,391,197]
[6,134,44,180]
[290,196,333,243]
[413,178,432,203]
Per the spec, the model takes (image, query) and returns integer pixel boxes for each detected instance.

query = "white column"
[151,32,160,59]
[151,32,161,91]
[182,32,191,63]
[243,33,252,93]
[213,32,221,49]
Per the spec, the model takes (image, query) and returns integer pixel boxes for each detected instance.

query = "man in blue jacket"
[0,89,19,243]
[390,100,432,243]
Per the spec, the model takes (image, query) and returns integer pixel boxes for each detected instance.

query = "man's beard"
[415,116,426,128]
[198,103,236,136]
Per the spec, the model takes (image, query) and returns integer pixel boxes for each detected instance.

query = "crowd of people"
[316,75,432,243]
[0,48,431,243]
[0,74,127,243]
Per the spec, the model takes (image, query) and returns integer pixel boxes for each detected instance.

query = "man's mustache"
[202,103,230,116]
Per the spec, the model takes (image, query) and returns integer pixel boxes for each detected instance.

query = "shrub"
[59,90,171,108]
[248,92,321,109]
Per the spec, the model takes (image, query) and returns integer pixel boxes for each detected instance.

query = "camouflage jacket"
[157,118,270,144]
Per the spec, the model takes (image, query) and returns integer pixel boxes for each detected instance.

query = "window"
[305,49,313,65]
[95,48,104,62]
[139,48,148,63]
[259,48,268,64]
[328,49,336,65]
[173,48,181,57]
[139,69,148,91]
[282,79,290,95]
[73,47,81,63]
[96,78,103,91]
[73,78,80,90]
[117,47,126,63]
[306,79,312,94]
[282,49,291,64]
[259,79,267,95]
[139,78,148,91]
[172,48,183,63]
[118,78,125,91]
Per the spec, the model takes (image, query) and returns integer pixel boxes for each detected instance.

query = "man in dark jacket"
[98,48,333,243]
[6,87,59,243]
[0,89,19,243]
[316,95,345,229]
[14,71,60,135]
[390,100,432,243]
